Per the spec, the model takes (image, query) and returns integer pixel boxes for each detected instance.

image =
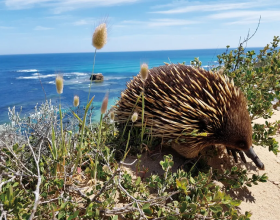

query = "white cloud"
[151,1,280,15]
[0,26,14,29]
[73,18,96,26]
[73,19,89,26]
[208,10,280,25]
[151,2,252,14]
[45,15,72,20]
[5,0,51,9]
[5,0,139,12]
[122,18,198,27]
[34,25,53,30]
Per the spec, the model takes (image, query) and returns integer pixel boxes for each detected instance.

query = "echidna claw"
[226,146,265,170]
[238,151,247,163]
[232,150,238,163]
[226,148,247,164]
[226,148,239,163]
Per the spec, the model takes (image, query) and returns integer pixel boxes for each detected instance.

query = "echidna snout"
[115,64,265,169]
[244,147,265,169]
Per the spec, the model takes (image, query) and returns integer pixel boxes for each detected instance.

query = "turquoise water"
[0,48,262,124]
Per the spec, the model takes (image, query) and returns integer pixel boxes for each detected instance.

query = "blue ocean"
[0,48,261,125]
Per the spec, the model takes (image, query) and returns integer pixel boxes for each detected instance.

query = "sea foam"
[16,69,38,72]
[16,72,88,80]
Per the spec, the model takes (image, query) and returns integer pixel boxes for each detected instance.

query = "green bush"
[215,36,280,154]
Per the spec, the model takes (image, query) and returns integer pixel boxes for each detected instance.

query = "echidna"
[115,64,264,169]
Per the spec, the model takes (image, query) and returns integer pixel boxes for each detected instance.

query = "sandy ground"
[123,111,280,219]
[237,111,280,220]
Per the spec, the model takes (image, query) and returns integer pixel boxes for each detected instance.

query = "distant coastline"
[0,47,266,56]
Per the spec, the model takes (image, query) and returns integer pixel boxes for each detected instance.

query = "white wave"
[69,72,87,76]
[104,76,132,80]
[16,72,88,80]
[17,73,56,79]
[16,69,38,72]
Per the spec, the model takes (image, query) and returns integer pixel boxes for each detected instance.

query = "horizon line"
[0,46,265,56]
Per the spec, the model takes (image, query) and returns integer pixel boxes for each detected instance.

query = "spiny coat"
[115,64,252,158]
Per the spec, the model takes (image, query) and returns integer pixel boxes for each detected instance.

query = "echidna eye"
[237,141,246,149]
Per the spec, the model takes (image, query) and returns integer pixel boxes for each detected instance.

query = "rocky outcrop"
[90,73,104,81]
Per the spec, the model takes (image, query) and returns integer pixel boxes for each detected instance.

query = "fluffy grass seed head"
[92,23,107,50]
[101,93,109,114]
[131,112,138,123]
[110,111,115,121]
[140,63,149,81]
[217,66,225,75]
[73,95,79,107]
[56,75,63,94]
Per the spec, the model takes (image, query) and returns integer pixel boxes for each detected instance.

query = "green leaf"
[210,205,223,213]
[245,211,252,217]
[67,211,79,220]
[189,176,195,184]
[135,177,141,186]
[58,211,65,219]
[158,208,162,217]
[142,203,152,215]
[143,208,152,215]
[142,203,150,209]
[180,201,187,213]
[111,216,118,220]
[189,204,197,214]
[230,199,241,206]
[60,202,67,209]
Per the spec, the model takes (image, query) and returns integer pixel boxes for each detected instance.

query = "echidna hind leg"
[177,156,201,170]
[172,142,202,158]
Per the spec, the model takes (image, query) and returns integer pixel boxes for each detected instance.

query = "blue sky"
[0,0,280,55]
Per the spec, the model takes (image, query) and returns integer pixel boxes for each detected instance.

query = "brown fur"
[115,64,252,158]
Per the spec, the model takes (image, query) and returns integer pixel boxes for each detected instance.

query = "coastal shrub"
[215,36,280,154]
[0,113,267,219]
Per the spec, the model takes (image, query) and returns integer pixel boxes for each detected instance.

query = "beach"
[237,110,280,219]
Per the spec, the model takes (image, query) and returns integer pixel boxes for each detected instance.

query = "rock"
[90,73,104,81]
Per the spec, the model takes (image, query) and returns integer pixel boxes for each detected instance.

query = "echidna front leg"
[226,147,265,170]
[226,148,247,163]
